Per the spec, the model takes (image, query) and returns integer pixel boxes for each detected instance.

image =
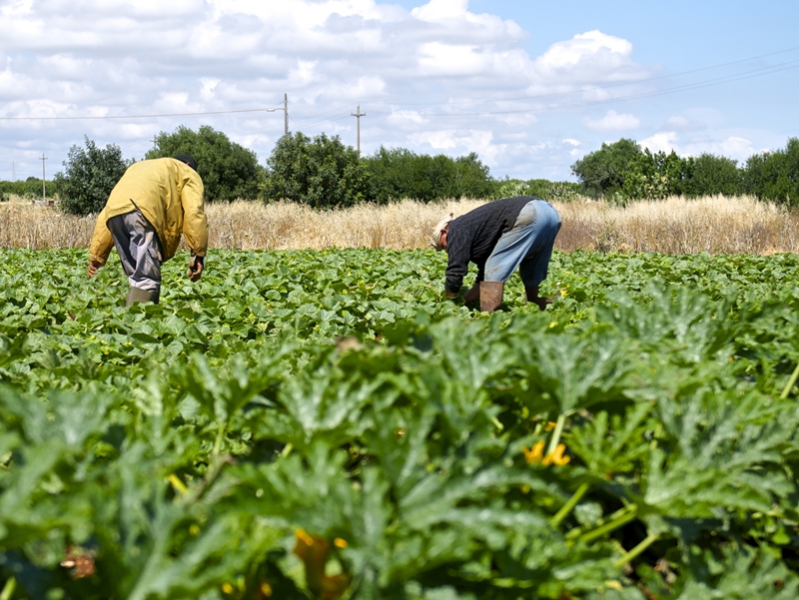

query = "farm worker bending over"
[431,196,561,313]
[87,155,208,305]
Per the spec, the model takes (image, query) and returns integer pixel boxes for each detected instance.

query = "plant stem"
[780,362,799,399]
[168,473,188,497]
[0,577,16,600]
[566,504,635,541]
[212,421,226,456]
[550,482,590,528]
[578,504,638,545]
[546,413,567,456]
[613,532,659,568]
[282,443,294,458]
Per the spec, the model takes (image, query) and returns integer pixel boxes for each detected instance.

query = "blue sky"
[1,0,797,185]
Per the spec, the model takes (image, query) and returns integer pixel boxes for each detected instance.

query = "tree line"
[5,126,798,214]
[0,178,51,201]
[571,137,799,205]
[11,126,582,215]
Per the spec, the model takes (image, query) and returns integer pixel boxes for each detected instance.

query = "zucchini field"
[3,248,799,599]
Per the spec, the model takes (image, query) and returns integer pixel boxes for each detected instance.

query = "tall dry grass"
[2,194,799,254]
[556,195,799,254]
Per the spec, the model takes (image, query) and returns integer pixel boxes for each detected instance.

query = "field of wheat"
[1,195,798,254]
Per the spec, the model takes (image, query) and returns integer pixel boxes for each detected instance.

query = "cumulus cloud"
[681,136,761,162]
[639,132,679,153]
[533,30,652,84]
[638,132,762,164]
[664,116,706,132]
[0,0,662,180]
[584,110,640,132]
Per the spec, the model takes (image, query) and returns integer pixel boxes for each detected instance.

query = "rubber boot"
[125,286,160,306]
[525,285,553,311]
[480,281,504,313]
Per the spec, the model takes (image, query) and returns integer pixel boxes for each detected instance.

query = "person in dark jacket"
[431,197,561,312]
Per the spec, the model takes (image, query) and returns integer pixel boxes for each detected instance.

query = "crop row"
[2,249,799,599]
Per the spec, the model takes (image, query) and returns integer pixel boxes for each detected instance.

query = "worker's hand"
[87,259,103,278]
[445,289,458,299]
[188,255,204,282]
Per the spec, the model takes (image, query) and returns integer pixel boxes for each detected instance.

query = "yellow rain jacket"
[89,158,208,265]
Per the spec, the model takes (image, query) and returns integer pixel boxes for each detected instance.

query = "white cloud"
[387,110,429,127]
[680,136,760,162]
[409,129,493,153]
[412,0,469,22]
[639,132,679,153]
[584,110,640,132]
[0,0,688,182]
[664,116,706,132]
[638,133,761,164]
[533,30,652,83]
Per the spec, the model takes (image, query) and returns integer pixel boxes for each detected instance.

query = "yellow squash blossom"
[293,529,351,600]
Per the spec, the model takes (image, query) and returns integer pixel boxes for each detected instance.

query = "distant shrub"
[363,147,494,203]
[262,132,370,208]
[55,137,128,216]
[146,125,262,201]
[571,138,642,196]
[744,138,799,205]
[683,154,743,198]
[493,178,585,202]
[621,149,690,200]
[0,179,53,200]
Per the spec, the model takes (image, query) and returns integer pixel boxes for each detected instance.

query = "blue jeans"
[484,200,561,288]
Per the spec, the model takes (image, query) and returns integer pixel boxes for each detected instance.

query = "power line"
[1,46,797,124]
[0,107,282,121]
[292,103,363,123]
[366,60,799,119]
[293,48,799,127]
[365,45,799,108]
[299,110,357,129]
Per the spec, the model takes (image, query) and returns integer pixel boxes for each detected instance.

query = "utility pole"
[266,93,289,136]
[351,105,366,155]
[11,162,15,182]
[40,154,47,202]
[150,135,158,150]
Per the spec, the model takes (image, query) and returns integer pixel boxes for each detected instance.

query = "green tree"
[622,149,690,200]
[146,125,261,201]
[0,178,52,200]
[683,154,743,198]
[362,147,495,202]
[743,138,799,205]
[453,152,495,198]
[55,136,128,216]
[492,178,584,202]
[262,132,371,208]
[571,138,642,197]
[363,147,419,202]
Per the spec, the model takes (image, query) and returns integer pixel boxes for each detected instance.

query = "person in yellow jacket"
[87,155,208,305]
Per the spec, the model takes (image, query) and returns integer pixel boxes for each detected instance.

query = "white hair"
[430,213,454,250]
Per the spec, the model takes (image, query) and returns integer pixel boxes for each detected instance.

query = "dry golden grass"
[555,195,799,254]
[2,194,799,254]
